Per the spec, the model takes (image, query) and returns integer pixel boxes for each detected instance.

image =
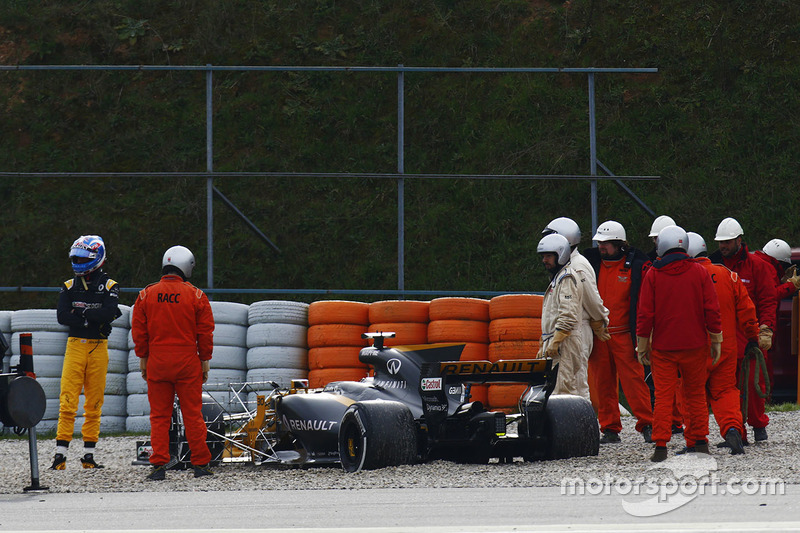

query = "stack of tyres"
[487,294,544,413]
[72,304,129,434]
[205,302,249,410]
[9,309,69,433]
[246,301,309,404]
[0,310,11,432]
[427,297,491,406]
[126,305,149,433]
[367,300,430,348]
[307,301,371,388]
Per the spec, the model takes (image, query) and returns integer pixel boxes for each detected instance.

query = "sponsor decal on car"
[282,416,338,432]
[421,377,443,391]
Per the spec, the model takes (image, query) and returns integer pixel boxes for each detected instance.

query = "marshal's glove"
[786,269,800,291]
[544,330,570,358]
[590,319,611,342]
[636,336,651,365]
[99,323,112,338]
[709,330,723,365]
[758,324,773,351]
[202,360,211,384]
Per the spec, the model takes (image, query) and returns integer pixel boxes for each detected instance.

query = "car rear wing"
[421,358,555,386]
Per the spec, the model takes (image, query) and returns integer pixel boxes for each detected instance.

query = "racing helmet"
[542,217,581,246]
[686,232,708,258]
[648,215,676,238]
[593,220,626,242]
[656,225,689,257]
[537,233,571,265]
[762,238,792,264]
[69,235,106,276]
[714,217,744,241]
[162,245,196,279]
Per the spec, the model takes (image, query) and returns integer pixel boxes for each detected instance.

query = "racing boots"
[147,464,168,481]
[193,464,214,478]
[599,430,621,444]
[50,453,67,470]
[81,453,104,469]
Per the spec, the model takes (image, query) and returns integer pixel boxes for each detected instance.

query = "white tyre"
[127,393,151,416]
[128,329,135,350]
[126,372,148,395]
[248,300,309,326]
[11,309,68,332]
[246,368,308,389]
[204,368,247,391]
[108,349,128,374]
[9,354,63,378]
[213,323,247,347]
[107,327,128,350]
[246,323,308,348]
[105,373,126,395]
[44,398,61,420]
[127,350,144,373]
[210,301,250,325]
[112,305,131,328]
[203,390,247,414]
[98,394,127,417]
[126,415,150,433]
[37,377,62,399]
[35,419,58,434]
[11,331,68,356]
[210,345,247,370]
[246,346,308,370]
[0,310,12,331]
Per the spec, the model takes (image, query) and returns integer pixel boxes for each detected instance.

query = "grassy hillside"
[1,0,799,309]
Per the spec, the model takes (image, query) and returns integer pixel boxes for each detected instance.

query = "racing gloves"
[544,330,570,358]
[758,324,773,351]
[590,319,611,342]
[709,330,723,365]
[635,336,651,365]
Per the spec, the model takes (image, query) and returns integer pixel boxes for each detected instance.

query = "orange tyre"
[428,297,490,322]
[488,341,541,362]
[427,320,489,344]
[308,368,369,388]
[468,384,489,405]
[489,294,544,320]
[458,342,489,362]
[308,300,369,326]
[488,318,542,343]
[488,383,528,411]
[367,322,428,346]
[307,324,369,348]
[308,346,367,369]
[368,300,430,323]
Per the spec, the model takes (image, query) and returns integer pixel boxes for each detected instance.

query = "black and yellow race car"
[159,332,599,472]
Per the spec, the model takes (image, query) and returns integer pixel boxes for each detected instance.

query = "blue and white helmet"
[69,235,106,276]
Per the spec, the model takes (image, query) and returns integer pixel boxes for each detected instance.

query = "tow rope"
[739,346,771,424]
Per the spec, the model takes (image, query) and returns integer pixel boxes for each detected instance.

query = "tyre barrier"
[368,300,429,347]
[307,301,370,389]
[488,294,544,413]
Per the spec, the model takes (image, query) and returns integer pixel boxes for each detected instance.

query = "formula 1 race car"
[147,332,599,472]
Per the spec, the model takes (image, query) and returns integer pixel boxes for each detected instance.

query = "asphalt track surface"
[1,486,798,532]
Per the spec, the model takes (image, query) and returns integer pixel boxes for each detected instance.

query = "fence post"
[206,64,214,291]
[397,65,405,293]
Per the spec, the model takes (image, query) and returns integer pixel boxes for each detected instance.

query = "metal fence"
[0,64,658,297]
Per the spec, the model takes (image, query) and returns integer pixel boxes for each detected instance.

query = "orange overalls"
[589,256,653,434]
[131,275,215,467]
[695,258,760,437]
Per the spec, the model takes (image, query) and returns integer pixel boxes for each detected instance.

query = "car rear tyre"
[338,400,416,473]
[544,394,599,459]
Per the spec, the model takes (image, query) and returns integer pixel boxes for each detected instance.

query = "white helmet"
[162,245,196,278]
[649,215,676,238]
[542,217,581,246]
[537,233,571,265]
[686,232,707,258]
[593,220,627,242]
[763,239,792,264]
[715,217,744,241]
[656,225,689,257]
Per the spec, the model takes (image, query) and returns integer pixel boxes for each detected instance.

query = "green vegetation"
[1,1,799,309]
[765,402,800,413]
